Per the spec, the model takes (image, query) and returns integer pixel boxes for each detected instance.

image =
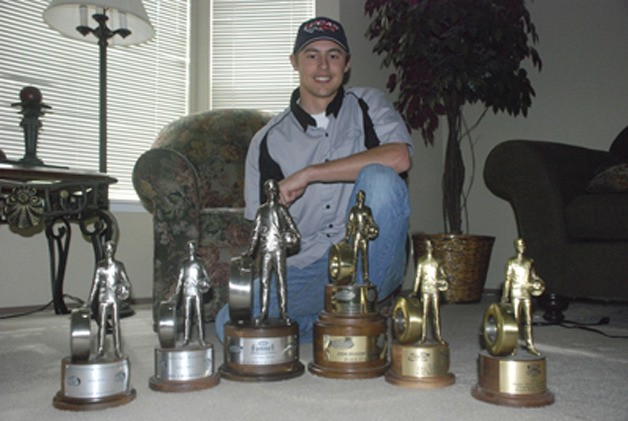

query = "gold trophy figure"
[150,241,220,392]
[345,190,379,284]
[221,179,304,382]
[501,238,544,356]
[309,190,388,379]
[386,239,455,388]
[472,238,554,407]
[54,241,136,410]
[413,240,448,345]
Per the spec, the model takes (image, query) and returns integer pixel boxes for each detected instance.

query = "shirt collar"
[290,87,345,131]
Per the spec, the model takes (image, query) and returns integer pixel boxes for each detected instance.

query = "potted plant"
[365,0,542,302]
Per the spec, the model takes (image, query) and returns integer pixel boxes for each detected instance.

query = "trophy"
[386,239,455,388]
[53,241,136,410]
[220,179,304,381]
[149,241,220,392]
[472,238,554,407]
[309,190,388,379]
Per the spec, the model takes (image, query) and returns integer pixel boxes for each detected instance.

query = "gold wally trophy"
[220,180,304,382]
[386,239,455,388]
[53,241,136,411]
[472,238,554,407]
[309,190,388,379]
[149,241,220,392]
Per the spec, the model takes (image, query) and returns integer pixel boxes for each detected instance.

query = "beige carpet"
[1,294,627,420]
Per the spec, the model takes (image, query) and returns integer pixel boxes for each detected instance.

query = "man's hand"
[278,168,310,206]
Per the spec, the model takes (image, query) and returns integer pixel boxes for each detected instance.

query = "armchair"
[133,109,273,327]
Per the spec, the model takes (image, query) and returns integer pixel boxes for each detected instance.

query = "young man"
[215,16,413,342]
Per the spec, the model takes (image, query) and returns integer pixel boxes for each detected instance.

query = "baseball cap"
[293,17,349,54]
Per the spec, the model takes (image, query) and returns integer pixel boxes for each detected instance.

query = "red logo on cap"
[304,19,340,34]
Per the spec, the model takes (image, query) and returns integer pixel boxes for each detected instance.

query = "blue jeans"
[215,164,410,343]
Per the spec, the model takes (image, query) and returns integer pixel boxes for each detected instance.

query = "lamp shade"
[43,0,154,46]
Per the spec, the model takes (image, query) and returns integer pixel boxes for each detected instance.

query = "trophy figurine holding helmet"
[150,241,220,392]
[221,179,305,382]
[472,238,554,407]
[53,241,136,410]
[386,239,455,388]
[309,190,389,379]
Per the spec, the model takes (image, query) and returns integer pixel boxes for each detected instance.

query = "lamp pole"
[77,12,130,174]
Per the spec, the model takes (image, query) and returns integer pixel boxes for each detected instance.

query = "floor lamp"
[43,0,154,175]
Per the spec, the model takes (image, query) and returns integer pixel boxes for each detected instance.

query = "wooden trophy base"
[220,319,304,382]
[53,356,135,411]
[386,341,455,388]
[149,345,220,392]
[472,350,554,407]
[309,311,388,379]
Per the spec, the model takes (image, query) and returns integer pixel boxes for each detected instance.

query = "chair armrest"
[132,148,200,225]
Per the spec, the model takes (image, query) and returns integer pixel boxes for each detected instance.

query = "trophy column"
[149,242,220,392]
[220,179,304,382]
[472,239,554,407]
[309,191,388,379]
[386,239,455,388]
[53,241,136,411]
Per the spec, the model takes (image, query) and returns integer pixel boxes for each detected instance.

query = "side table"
[0,163,118,314]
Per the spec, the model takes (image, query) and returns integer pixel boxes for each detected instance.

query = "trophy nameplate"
[385,295,455,388]
[150,242,221,392]
[472,239,554,407]
[220,182,304,382]
[221,319,304,382]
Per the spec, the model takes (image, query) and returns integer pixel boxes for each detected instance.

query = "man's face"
[290,40,351,113]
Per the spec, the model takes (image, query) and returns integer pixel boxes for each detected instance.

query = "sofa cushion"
[565,192,628,240]
[586,163,628,193]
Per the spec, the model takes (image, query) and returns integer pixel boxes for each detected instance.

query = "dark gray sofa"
[483,132,628,301]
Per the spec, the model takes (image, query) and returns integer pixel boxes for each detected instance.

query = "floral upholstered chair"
[133,109,273,328]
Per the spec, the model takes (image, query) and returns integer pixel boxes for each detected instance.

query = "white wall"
[2,0,627,308]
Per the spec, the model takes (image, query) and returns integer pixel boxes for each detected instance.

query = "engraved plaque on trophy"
[309,191,389,379]
[149,242,220,392]
[220,179,305,382]
[386,240,455,388]
[472,239,554,407]
[53,241,136,411]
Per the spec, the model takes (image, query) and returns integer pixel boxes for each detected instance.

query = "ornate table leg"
[45,217,72,314]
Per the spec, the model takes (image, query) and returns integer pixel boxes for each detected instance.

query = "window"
[0,0,189,202]
[210,0,314,112]
[1,0,314,203]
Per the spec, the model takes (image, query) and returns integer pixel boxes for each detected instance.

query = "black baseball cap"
[293,17,349,54]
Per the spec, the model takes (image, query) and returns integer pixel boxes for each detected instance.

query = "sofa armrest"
[483,140,610,278]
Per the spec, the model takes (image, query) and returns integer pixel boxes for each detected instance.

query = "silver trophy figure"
[87,240,132,360]
[245,179,300,322]
[171,241,211,346]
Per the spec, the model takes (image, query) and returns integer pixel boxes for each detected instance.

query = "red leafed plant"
[365,0,542,234]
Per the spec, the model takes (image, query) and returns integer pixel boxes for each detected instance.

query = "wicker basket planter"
[411,233,495,303]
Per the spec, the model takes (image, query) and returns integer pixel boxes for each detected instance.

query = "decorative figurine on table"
[221,179,304,382]
[150,241,220,392]
[309,190,388,379]
[386,239,455,388]
[472,238,554,407]
[53,241,136,410]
